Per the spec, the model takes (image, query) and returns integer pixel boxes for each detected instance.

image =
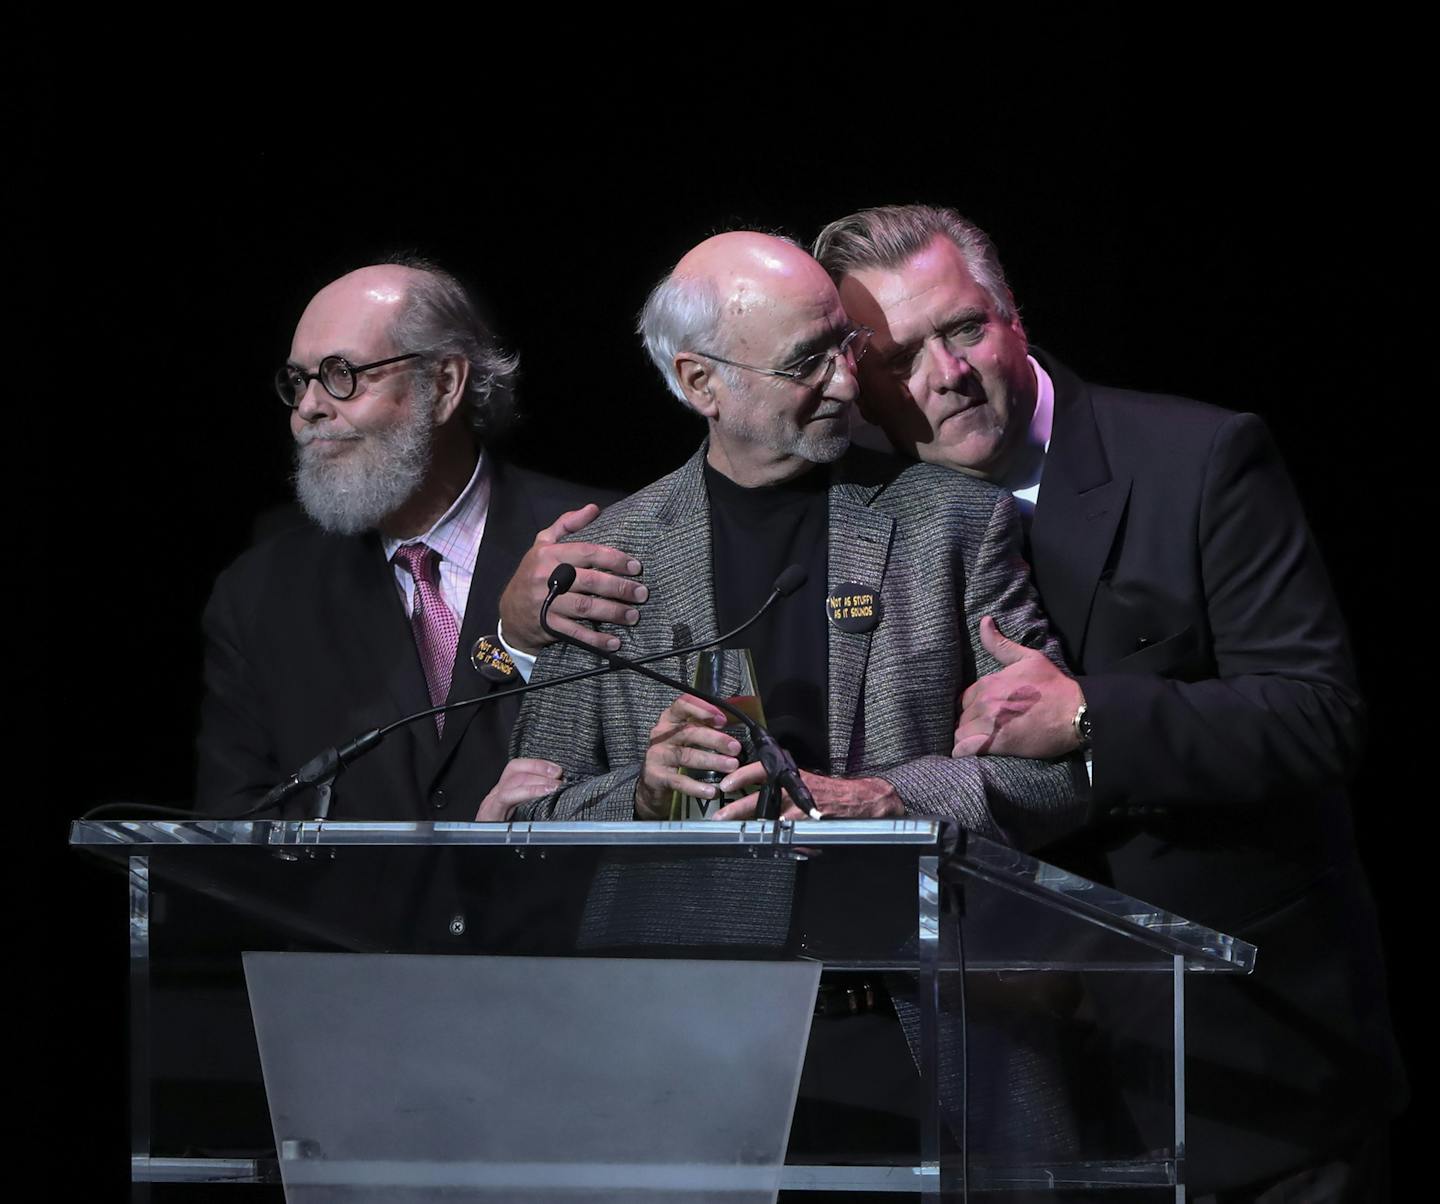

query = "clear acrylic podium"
[70,819,1255,1201]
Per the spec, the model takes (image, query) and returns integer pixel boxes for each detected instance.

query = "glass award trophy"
[669,647,765,820]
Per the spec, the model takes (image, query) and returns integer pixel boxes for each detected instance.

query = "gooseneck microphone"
[242,563,812,820]
[540,564,820,821]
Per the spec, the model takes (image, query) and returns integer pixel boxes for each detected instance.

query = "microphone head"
[547,563,578,595]
[774,564,807,597]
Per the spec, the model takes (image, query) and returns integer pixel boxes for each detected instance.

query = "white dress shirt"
[381,452,491,624]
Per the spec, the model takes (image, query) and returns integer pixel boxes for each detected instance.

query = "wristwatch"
[1072,701,1093,750]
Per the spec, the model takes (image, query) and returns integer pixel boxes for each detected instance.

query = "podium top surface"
[72,817,952,850]
[71,819,1257,972]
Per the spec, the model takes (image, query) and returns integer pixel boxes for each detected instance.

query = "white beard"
[292,389,435,535]
[723,394,852,467]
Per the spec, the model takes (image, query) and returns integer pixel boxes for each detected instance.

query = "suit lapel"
[661,448,892,771]
[651,449,718,675]
[826,471,895,773]
[331,532,430,794]
[425,460,537,788]
[1029,354,1130,666]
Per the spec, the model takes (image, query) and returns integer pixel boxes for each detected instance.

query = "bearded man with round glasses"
[196,258,640,821]
[280,349,434,536]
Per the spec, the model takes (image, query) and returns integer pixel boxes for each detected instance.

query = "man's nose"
[294,377,335,422]
[824,349,861,402]
[927,341,969,392]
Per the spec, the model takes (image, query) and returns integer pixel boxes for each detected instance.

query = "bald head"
[291,257,518,444]
[639,232,842,400]
[674,231,837,329]
[293,264,426,369]
[638,231,859,486]
[311,263,428,310]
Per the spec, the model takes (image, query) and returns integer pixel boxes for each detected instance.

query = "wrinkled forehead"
[837,241,991,347]
[290,275,408,363]
[720,270,848,359]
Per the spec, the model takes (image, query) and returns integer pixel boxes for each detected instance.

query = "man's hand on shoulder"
[498,503,649,655]
[954,616,1084,759]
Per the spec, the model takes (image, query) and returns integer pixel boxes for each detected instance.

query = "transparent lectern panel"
[893,963,1185,1182]
[71,820,1255,1197]
[954,838,1251,970]
[139,839,909,1169]
[245,954,821,1203]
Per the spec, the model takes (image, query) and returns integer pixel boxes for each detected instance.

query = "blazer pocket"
[1106,624,1205,677]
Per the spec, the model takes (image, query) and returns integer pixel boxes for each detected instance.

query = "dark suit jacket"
[512,444,1082,844]
[195,459,612,820]
[1030,353,1404,1189]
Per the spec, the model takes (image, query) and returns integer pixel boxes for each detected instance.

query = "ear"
[431,354,471,425]
[674,352,720,418]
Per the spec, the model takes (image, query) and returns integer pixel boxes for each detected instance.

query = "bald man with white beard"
[195,258,642,821]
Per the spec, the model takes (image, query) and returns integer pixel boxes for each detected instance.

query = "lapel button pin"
[471,635,518,682]
[826,581,883,634]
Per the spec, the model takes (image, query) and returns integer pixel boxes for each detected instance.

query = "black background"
[37,34,1415,1193]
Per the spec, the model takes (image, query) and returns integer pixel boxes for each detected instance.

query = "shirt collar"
[380,450,491,572]
[995,355,1053,494]
[1027,355,1054,452]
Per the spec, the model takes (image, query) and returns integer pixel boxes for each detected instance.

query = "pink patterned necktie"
[392,543,460,736]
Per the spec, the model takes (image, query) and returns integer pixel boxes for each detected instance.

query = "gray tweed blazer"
[511,444,1080,845]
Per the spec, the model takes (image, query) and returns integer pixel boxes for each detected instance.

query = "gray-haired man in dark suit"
[815,203,1404,1200]
[509,231,1080,839]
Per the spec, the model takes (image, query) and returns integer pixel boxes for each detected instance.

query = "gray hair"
[636,270,736,405]
[381,254,520,439]
[812,204,1017,321]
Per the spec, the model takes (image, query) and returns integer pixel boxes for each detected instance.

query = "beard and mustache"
[719,379,853,469]
[292,380,437,535]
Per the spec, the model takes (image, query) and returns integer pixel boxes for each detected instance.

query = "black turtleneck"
[704,460,829,772]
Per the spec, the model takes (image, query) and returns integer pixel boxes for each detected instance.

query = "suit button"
[430,789,448,810]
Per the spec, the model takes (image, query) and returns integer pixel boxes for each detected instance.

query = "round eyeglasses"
[692,325,872,389]
[275,352,423,407]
